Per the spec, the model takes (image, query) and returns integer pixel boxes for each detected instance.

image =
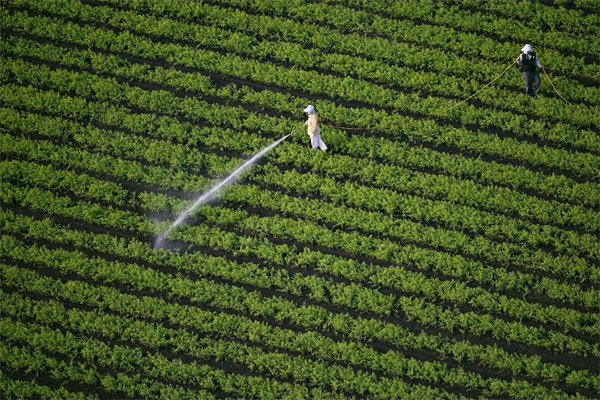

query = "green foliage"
[0,0,598,398]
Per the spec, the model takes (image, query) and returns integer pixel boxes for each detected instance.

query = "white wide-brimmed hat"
[303,104,316,114]
[521,44,533,53]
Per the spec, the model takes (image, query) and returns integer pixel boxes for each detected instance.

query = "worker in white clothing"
[303,105,327,151]
[516,44,543,96]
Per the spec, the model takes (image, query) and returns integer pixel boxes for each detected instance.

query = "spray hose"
[322,61,516,133]
[439,60,517,114]
[320,57,572,134]
[542,67,572,105]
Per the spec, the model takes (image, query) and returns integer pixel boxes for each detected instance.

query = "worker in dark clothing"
[516,44,543,96]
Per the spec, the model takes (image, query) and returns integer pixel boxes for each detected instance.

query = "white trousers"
[310,134,327,151]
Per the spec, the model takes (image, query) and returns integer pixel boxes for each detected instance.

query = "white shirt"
[305,114,320,137]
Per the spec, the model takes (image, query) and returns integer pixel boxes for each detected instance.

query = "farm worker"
[303,105,327,151]
[516,44,543,96]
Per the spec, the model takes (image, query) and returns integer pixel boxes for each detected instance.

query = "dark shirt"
[518,52,541,73]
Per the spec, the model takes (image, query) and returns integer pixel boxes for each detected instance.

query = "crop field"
[0,0,599,398]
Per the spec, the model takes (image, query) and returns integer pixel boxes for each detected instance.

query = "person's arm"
[535,58,542,69]
[516,53,523,65]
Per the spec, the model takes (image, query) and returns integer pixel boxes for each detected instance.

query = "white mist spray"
[153,133,293,249]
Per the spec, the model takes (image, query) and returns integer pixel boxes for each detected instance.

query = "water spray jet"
[154,129,300,249]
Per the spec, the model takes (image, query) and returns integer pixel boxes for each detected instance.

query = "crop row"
[2,69,599,259]
[4,300,428,400]
[0,316,318,400]
[2,55,599,235]
[2,115,593,310]
[0,368,91,400]
[0,133,211,207]
[2,23,595,203]
[2,92,597,265]
[208,0,600,84]
[2,155,598,314]
[328,0,597,55]
[1,169,598,362]
[0,106,242,182]
[7,156,600,364]
[74,0,600,128]
[0,129,210,198]
[239,167,598,281]
[199,0,600,102]
[267,145,599,259]
[2,82,598,262]
[3,2,598,398]
[3,9,600,181]
[2,129,598,313]
[434,0,599,34]
[4,264,593,400]
[1,28,596,278]
[0,334,199,399]
[2,35,598,210]
[174,210,600,351]
[1,289,480,400]
[0,252,505,400]
[2,137,598,333]
[2,196,598,349]
[9,0,600,154]
[1,243,597,396]
[4,140,597,294]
